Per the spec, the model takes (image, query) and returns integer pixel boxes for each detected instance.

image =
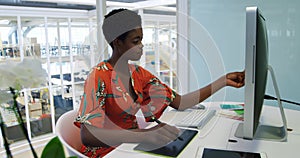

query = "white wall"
[188,0,300,110]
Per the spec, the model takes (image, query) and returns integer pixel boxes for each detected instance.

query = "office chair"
[55,110,88,158]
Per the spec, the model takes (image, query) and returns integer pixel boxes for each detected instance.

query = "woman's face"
[117,28,144,61]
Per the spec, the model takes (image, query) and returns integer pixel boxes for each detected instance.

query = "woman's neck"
[108,54,129,75]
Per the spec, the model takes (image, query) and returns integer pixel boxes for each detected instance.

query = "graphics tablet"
[134,129,198,157]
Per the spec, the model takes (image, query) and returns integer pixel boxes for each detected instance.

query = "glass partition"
[0,14,96,145]
[143,20,177,89]
[0,16,20,60]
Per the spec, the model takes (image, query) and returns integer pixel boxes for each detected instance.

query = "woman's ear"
[113,38,123,48]
[112,39,118,48]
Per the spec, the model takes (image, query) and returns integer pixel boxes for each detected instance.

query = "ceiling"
[0,0,176,13]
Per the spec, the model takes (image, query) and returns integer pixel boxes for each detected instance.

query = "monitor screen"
[235,6,287,141]
[244,6,268,139]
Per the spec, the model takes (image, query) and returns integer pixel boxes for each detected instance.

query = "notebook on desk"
[134,129,198,157]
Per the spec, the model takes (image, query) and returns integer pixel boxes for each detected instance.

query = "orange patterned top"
[74,61,176,157]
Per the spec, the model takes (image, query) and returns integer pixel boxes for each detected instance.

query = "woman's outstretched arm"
[170,71,245,111]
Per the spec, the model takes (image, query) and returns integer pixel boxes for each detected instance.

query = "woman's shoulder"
[129,64,153,76]
[86,61,112,80]
[131,64,155,80]
[95,61,113,71]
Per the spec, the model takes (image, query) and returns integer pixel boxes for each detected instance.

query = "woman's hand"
[226,71,245,88]
[81,122,180,148]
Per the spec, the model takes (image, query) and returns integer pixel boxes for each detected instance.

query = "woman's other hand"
[226,71,245,88]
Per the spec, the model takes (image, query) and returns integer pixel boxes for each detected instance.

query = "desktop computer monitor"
[235,6,287,141]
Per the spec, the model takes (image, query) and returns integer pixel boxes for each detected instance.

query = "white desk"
[104,102,300,158]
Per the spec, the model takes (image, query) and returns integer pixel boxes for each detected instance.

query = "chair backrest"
[55,110,88,158]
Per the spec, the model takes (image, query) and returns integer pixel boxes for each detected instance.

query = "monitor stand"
[235,65,287,141]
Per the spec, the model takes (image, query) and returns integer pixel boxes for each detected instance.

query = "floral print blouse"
[74,61,176,157]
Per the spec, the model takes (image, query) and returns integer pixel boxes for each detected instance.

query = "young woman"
[75,8,245,157]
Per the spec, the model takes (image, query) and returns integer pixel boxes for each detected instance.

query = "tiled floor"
[12,145,69,158]
[13,145,44,158]
[0,135,70,158]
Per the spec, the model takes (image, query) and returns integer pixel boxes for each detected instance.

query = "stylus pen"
[151,116,183,141]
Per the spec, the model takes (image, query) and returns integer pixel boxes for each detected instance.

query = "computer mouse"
[196,104,206,109]
[190,104,206,110]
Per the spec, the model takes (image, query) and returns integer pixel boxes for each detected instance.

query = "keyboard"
[175,109,216,129]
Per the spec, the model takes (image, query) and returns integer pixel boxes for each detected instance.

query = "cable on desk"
[264,94,300,106]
